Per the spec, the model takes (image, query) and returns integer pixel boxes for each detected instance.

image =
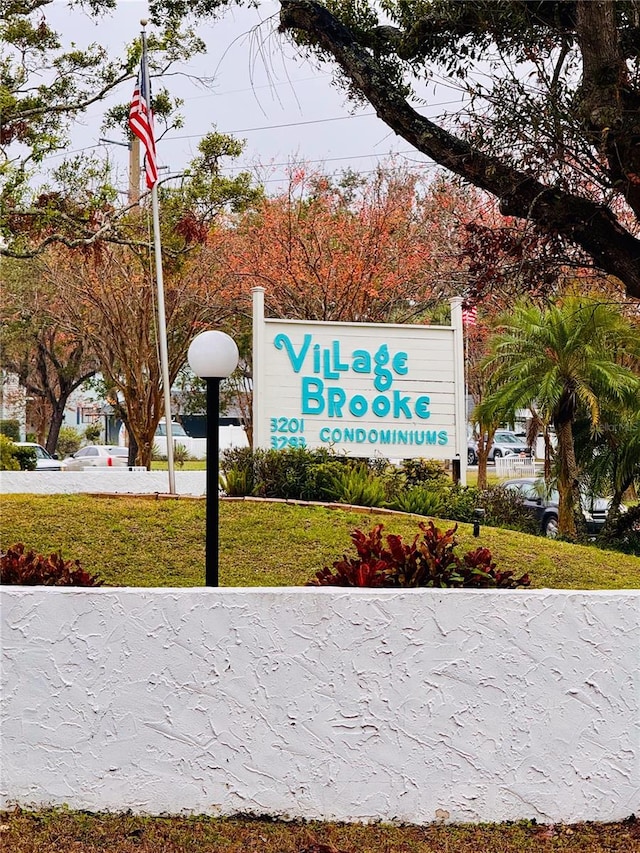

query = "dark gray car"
[503,477,616,537]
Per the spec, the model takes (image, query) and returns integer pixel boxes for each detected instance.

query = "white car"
[63,445,131,470]
[14,442,67,471]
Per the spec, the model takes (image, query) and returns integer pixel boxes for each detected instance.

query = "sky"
[44,0,460,195]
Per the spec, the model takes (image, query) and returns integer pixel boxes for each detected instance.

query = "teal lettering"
[274,333,312,373]
[323,348,340,380]
[425,431,437,444]
[349,395,368,417]
[355,429,366,443]
[392,352,408,375]
[328,387,346,416]
[332,341,349,372]
[302,377,324,414]
[393,391,412,419]
[415,396,430,419]
[372,395,391,417]
[438,431,448,445]
[373,344,392,391]
[313,344,321,373]
[319,427,331,442]
[352,350,371,373]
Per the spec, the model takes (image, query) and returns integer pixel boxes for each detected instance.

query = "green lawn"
[2,494,638,588]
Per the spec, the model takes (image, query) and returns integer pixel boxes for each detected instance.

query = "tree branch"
[279,0,640,298]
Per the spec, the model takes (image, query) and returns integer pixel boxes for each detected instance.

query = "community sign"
[252,288,467,477]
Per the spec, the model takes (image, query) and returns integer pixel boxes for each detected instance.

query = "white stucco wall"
[1,587,638,823]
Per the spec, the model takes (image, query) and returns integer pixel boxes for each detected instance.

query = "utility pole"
[99,136,141,207]
[128,137,141,207]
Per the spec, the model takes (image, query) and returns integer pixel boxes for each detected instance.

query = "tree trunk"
[475,427,495,490]
[554,418,579,539]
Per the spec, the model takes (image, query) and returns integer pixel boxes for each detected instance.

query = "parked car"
[467,429,533,465]
[63,445,131,470]
[13,442,67,471]
[153,420,248,459]
[503,477,623,538]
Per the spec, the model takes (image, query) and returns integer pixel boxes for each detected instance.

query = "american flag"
[129,60,158,189]
[462,304,478,327]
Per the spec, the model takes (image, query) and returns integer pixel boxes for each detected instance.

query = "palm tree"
[476,298,640,538]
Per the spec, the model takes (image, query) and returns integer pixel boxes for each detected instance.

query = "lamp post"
[187,331,239,587]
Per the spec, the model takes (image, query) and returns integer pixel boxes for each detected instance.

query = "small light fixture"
[473,507,486,537]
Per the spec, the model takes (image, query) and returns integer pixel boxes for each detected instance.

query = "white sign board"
[252,289,466,478]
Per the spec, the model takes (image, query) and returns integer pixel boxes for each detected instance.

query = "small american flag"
[462,304,478,327]
[129,60,158,189]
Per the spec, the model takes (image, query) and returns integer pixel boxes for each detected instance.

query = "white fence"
[1,587,638,824]
[494,456,537,478]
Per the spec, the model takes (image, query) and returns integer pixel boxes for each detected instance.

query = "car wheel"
[493,449,502,459]
[467,449,477,465]
[543,514,559,538]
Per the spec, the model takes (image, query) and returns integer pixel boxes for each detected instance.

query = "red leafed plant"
[308,522,530,589]
[0,543,103,586]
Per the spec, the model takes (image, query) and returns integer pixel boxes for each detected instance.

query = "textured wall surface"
[1,587,638,823]
[0,470,206,495]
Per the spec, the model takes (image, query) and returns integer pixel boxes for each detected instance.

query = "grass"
[1,494,639,588]
[1,808,638,853]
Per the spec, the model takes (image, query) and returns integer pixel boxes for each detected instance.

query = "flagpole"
[140,21,176,494]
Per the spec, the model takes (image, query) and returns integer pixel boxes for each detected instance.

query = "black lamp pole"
[206,377,221,587]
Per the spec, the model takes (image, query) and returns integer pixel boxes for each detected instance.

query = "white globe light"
[187,330,239,378]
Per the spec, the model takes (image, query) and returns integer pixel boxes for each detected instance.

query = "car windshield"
[108,448,129,457]
[156,423,188,437]
[497,433,521,444]
[33,446,52,459]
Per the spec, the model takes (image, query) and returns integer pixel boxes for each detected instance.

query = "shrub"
[84,422,102,443]
[0,419,20,441]
[220,446,356,501]
[480,485,540,535]
[0,435,20,471]
[172,442,192,468]
[388,485,445,517]
[399,458,449,488]
[11,443,37,471]
[322,462,389,507]
[55,426,82,458]
[309,522,531,589]
[1,543,103,586]
[440,485,484,523]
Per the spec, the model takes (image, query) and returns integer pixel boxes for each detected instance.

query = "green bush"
[83,422,102,443]
[322,462,389,507]
[440,485,484,522]
[220,446,355,501]
[399,458,449,487]
[388,484,445,517]
[480,485,540,534]
[0,435,20,471]
[0,419,20,441]
[1,543,103,586]
[309,522,531,588]
[11,444,37,471]
[55,426,82,458]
